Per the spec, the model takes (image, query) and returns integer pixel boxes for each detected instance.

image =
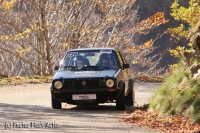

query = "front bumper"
[51,87,120,94]
[51,87,122,104]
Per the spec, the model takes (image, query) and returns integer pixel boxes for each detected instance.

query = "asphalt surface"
[0,82,163,133]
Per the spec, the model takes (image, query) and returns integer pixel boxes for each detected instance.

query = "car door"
[116,50,129,95]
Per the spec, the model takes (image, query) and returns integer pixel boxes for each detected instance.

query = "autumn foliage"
[166,0,200,44]
[0,0,168,77]
[125,108,200,133]
[133,12,168,35]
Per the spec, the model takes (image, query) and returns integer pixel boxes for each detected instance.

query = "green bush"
[149,61,200,123]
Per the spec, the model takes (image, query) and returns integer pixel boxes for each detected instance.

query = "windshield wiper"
[82,66,100,69]
[103,67,109,70]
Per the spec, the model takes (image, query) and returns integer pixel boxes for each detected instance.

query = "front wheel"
[116,87,126,110]
[126,79,135,106]
[51,94,61,109]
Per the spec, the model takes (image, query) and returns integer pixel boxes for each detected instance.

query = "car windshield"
[60,49,120,70]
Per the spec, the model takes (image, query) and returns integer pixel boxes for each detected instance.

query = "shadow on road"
[0,103,138,133]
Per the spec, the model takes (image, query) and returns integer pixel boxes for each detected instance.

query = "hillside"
[148,0,200,123]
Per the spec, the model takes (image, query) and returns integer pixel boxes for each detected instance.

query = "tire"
[116,86,126,110]
[126,79,135,106]
[51,94,62,109]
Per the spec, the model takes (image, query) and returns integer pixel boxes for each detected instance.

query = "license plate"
[72,94,96,100]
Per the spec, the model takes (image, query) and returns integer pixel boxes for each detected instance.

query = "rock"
[193,34,200,52]
[193,69,200,79]
[183,50,200,66]
[183,51,195,66]
[190,63,200,79]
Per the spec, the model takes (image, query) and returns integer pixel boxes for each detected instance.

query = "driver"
[75,56,84,69]
[98,54,112,68]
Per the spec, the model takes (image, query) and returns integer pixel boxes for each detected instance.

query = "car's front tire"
[116,86,126,110]
[51,94,61,109]
[126,79,135,106]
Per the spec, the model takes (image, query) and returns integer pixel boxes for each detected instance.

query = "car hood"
[53,70,119,79]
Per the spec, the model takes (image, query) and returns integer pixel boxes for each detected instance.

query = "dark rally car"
[51,48,135,110]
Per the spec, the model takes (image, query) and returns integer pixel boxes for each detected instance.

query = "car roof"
[67,47,116,52]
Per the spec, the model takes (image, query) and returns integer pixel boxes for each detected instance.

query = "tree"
[0,0,168,76]
[165,0,200,70]
[165,0,200,46]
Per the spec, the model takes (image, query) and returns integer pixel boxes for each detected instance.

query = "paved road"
[0,82,162,133]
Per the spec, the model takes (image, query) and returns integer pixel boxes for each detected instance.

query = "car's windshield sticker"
[100,49,112,54]
[67,52,78,57]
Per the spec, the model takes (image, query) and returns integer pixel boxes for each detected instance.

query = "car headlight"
[106,79,114,87]
[54,81,63,89]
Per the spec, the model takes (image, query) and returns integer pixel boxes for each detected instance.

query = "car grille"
[63,79,100,88]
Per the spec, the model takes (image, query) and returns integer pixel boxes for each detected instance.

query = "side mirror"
[123,64,129,69]
[54,66,59,70]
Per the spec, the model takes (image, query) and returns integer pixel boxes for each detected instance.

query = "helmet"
[100,53,109,60]
[74,56,84,67]
[99,53,110,66]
